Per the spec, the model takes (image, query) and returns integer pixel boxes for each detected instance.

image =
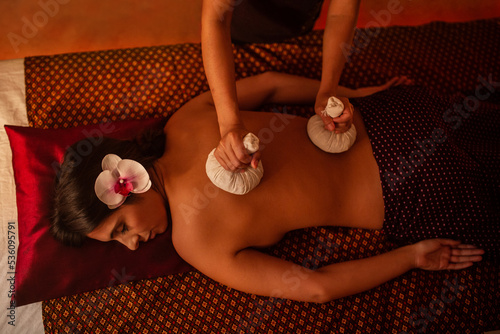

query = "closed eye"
[110,222,128,240]
[120,224,128,235]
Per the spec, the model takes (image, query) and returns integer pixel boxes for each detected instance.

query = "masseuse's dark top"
[231,0,324,43]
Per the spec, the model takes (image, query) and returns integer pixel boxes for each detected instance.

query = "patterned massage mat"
[25,19,499,333]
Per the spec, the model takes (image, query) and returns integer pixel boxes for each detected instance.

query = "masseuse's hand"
[215,126,261,172]
[412,239,484,271]
[315,93,353,134]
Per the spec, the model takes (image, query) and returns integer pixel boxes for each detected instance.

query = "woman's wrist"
[388,244,418,272]
[401,244,418,270]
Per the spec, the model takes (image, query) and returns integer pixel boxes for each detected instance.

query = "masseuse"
[202,0,361,171]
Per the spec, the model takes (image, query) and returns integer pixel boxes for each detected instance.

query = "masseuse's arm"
[188,239,483,303]
[201,0,253,172]
[316,0,361,133]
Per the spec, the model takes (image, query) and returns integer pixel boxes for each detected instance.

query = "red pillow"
[5,119,192,306]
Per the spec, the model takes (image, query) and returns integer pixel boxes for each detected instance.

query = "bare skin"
[88,72,484,303]
[162,92,385,247]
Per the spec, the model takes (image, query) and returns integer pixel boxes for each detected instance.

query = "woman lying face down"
[51,72,484,303]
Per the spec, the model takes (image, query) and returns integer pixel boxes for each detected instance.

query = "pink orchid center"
[114,179,134,196]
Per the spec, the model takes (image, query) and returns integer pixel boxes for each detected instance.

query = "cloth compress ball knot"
[307,96,357,153]
[206,133,264,195]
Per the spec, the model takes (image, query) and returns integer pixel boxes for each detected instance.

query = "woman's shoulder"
[171,211,242,269]
[166,97,210,124]
[164,95,220,143]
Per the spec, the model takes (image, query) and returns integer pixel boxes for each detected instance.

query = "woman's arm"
[187,72,410,114]
[226,72,411,109]
[189,239,483,303]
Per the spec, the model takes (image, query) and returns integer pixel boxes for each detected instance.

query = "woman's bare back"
[159,103,384,257]
[139,74,482,303]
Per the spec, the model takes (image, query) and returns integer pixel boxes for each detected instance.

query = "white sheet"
[0,59,44,334]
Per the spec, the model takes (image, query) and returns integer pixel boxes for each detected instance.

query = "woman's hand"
[412,239,484,271]
[215,126,261,172]
[353,76,413,98]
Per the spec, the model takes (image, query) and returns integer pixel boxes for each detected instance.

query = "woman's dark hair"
[50,128,166,247]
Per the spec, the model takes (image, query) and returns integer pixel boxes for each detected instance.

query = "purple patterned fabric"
[355,86,500,262]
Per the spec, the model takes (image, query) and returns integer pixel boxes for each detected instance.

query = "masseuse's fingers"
[216,142,243,171]
[216,130,252,172]
[216,142,247,172]
[315,93,353,133]
[214,144,232,171]
[250,151,261,170]
[314,91,333,130]
[332,100,354,134]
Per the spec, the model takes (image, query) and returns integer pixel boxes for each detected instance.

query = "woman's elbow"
[301,279,338,304]
[303,274,349,304]
[308,292,331,304]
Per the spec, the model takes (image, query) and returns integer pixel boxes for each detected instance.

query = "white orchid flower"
[94,154,152,209]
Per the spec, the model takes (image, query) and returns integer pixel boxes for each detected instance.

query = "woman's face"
[87,189,168,250]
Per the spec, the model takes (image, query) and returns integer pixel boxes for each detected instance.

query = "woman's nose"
[118,235,139,251]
